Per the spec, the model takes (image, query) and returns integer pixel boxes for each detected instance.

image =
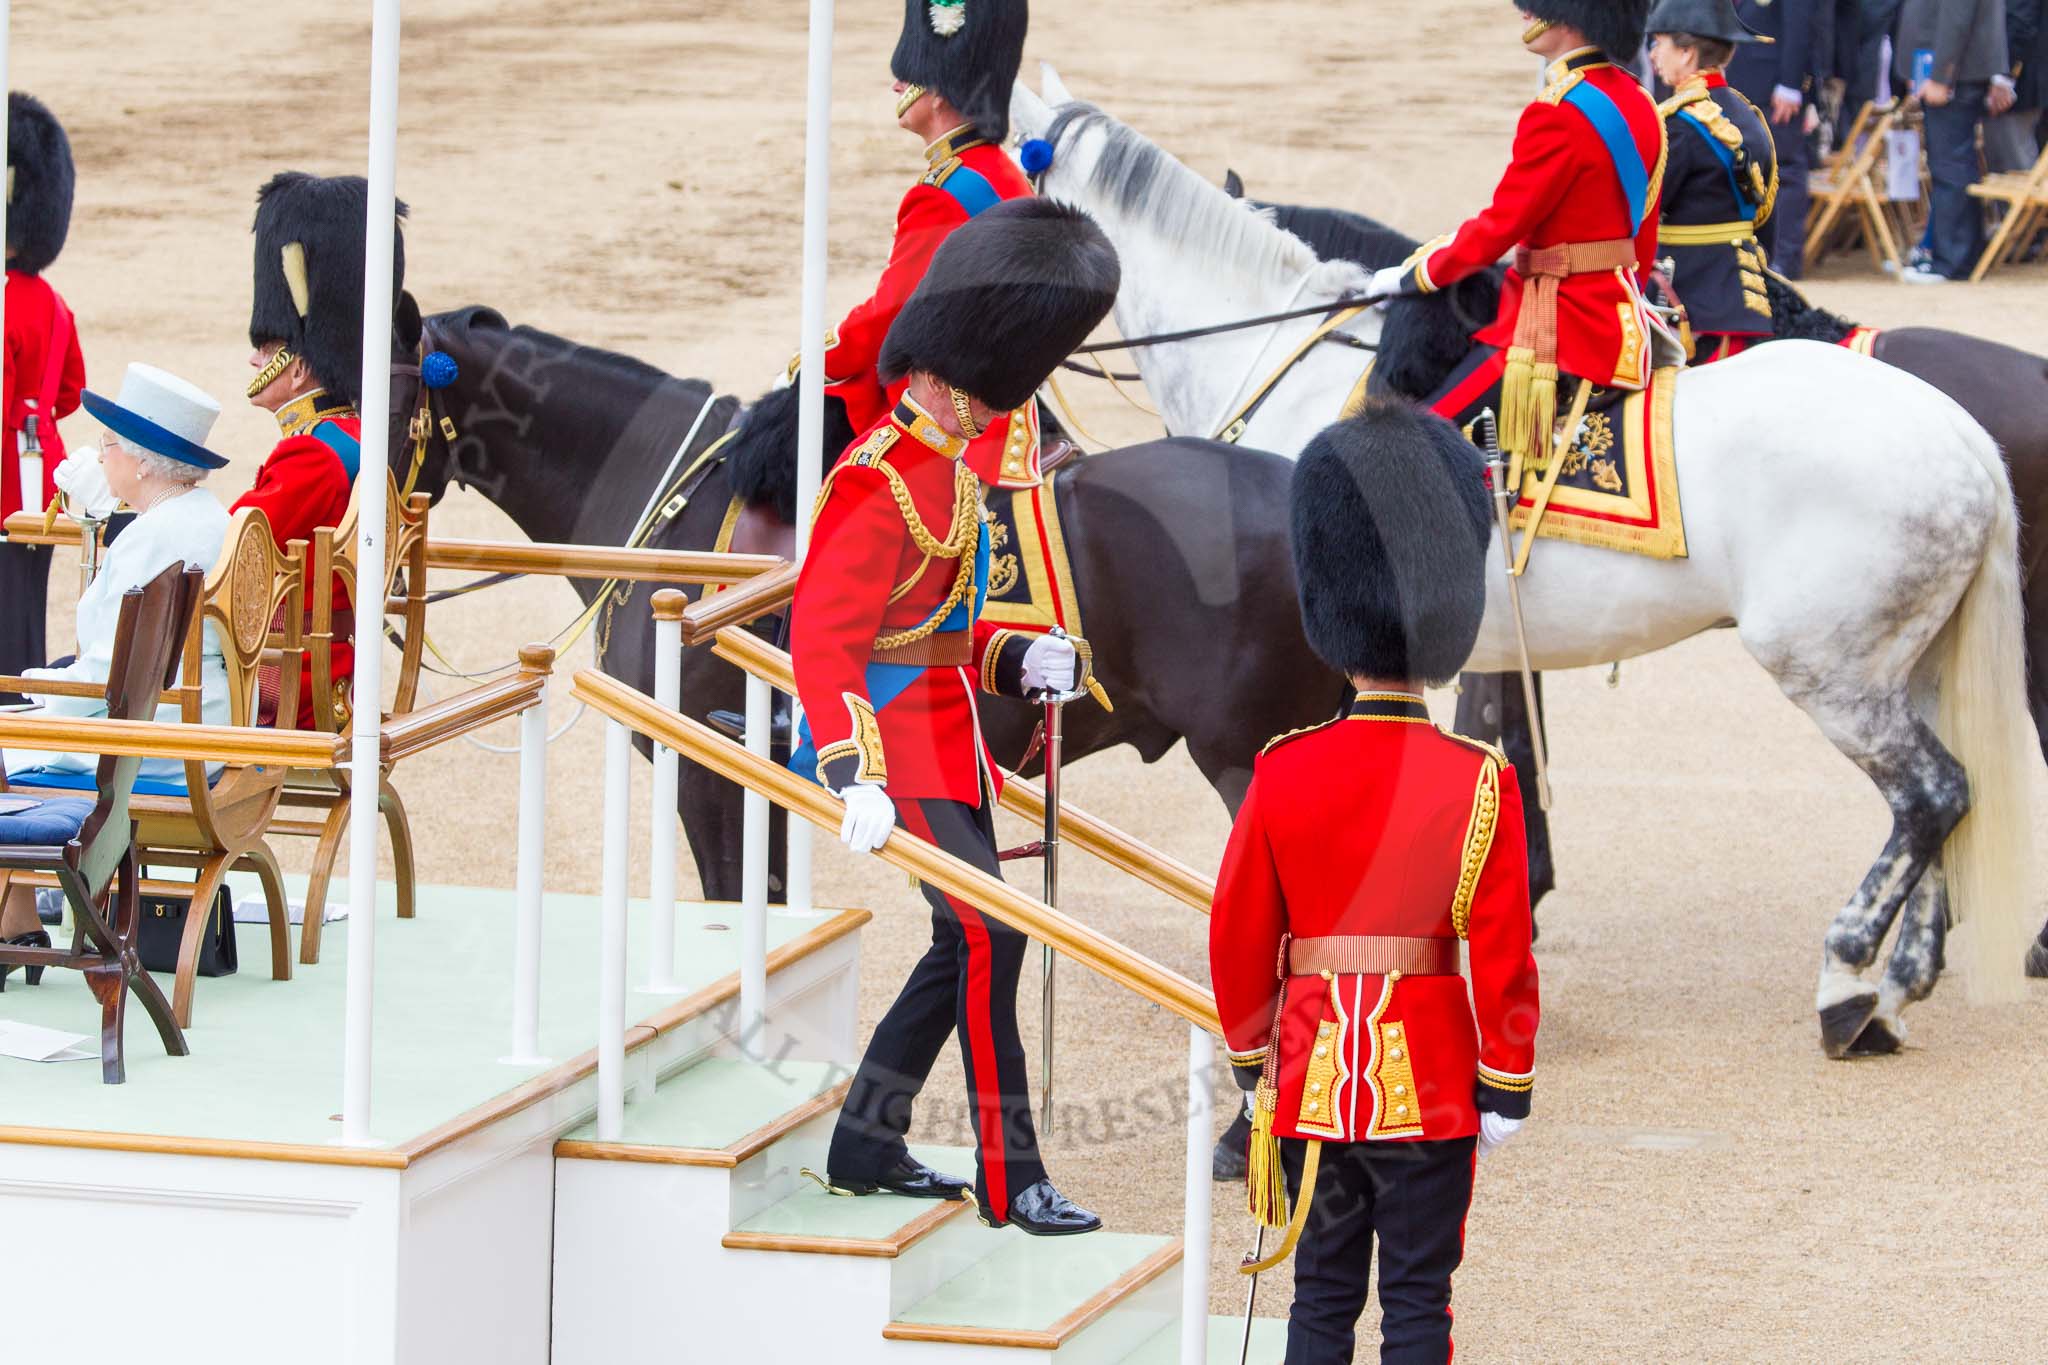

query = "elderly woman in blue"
[1,364,231,966]
[3,363,231,780]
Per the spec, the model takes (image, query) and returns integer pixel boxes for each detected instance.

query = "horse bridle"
[391,328,458,500]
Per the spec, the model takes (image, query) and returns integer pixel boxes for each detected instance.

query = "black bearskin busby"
[1520,0,1650,60]
[891,0,1028,145]
[8,93,74,276]
[879,197,1118,412]
[1290,401,1493,686]
[249,172,407,407]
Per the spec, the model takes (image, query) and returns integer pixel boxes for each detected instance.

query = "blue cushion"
[0,796,94,847]
[10,767,219,797]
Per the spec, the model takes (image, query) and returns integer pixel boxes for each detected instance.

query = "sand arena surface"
[17,1,2048,1358]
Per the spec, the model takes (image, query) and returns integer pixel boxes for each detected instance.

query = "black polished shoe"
[1211,1111,1251,1182]
[830,1155,971,1201]
[979,1178,1102,1236]
[0,929,53,992]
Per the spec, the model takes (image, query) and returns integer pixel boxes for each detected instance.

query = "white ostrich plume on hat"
[930,0,965,36]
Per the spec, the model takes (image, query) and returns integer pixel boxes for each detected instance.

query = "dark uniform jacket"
[1658,72,1780,339]
[1729,0,1817,105]
[1211,696,1540,1144]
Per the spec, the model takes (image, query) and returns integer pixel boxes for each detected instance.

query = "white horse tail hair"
[1937,416,2033,1004]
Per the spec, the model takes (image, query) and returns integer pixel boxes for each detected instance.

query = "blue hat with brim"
[82,362,228,470]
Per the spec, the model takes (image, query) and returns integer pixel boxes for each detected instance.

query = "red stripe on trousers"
[899,802,1010,1215]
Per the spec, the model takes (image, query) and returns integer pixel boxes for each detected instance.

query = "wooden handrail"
[2,510,85,549]
[708,627,1216,915]
[0,675,187,709]
[570,668,1220,1035]
[679,560,799,644]
[424,538,782,586]
[380,645,554,763]
[0,714,346,768]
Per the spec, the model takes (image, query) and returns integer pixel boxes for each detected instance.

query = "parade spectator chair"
[278,475,431,965]
[0,563,202,1083]
[0,510,310,1027]
[1968,143,2048,280]
[1804,101,1910,272]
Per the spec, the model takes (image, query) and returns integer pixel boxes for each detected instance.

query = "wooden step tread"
[722,1144,974,1258]
[554,1057,848,1167]
[883,1230,1181,1349]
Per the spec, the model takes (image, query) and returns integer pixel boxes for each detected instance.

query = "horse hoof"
[1845,1014,1904,1056]
[1818,986,1880,1059]
[2027,939,2048,979]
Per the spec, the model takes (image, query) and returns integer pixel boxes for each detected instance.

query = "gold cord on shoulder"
[1450,756,1502,939]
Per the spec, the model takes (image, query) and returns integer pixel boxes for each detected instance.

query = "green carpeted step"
[723,1144,976,1256]
[1121,1314,1288,1363]
[884,1229,1181,1349]
[556,1057,847,1163]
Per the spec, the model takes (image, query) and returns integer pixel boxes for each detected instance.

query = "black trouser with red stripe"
[1282,1135,1477,1365]
[826,796,1045,1214]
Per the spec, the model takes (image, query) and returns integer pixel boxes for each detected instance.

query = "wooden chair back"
[307,472,429,737]
[74,563,204,898]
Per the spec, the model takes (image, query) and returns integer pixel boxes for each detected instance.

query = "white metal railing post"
[644,593,687,992]
[339,0,402,1148]
[597,718,632,1141]
[785,743,814,912]
[502,651,552,1065]
[1182,1025,1215,1364]
[739,674,772,1048]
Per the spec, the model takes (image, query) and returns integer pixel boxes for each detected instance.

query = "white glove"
[1367,264,1410,302]
[835,782,895,854]
[1477,1111,1524,1158]
[1021,634,1078,694]
[53,449,118,519]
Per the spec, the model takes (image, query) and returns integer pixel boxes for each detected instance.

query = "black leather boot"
[828,1155,971,1201]
[980,1178,1101,1236]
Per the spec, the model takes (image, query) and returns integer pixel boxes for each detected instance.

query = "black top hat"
[8,93,74,276]
[1520,0,1652,60]
[892,0,1029,145]
[879,197,1118,413]
[249,172,408,408]
[1289,402,1493,687]
[1644,0,1769,43]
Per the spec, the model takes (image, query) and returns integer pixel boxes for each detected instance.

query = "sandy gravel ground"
[15,1,2048,1359]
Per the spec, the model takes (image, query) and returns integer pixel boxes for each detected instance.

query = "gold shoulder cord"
[873,462,982,651]
[1450,755,1502,939]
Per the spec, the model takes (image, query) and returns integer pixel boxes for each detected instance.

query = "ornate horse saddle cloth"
[979,455,1085,636]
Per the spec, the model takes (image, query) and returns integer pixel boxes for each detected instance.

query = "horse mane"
[1763,272,1858,343]
[1244,201,1504,402]
[1045,103,1356,294]
[724,384,859,524]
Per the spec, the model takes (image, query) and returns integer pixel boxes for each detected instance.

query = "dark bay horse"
[1225,181,2048,975]
[385,294,1345,902]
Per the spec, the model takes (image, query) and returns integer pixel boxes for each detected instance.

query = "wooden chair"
[1804,101,1908,272]
[1968,143,2048,281]
[0,564,202,1083]
[280,475,431,964]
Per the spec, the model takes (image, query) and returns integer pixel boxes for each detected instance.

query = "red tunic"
[2,270,84,520]
[1210,696,1539,1142]
[823,129,1045,489]
[1400,48,1665,391]
[790,397,1038,804]
[231,391,359,727]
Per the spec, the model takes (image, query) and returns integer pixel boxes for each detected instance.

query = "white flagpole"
[340,0,402,1147]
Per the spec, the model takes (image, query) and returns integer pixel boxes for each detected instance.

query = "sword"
[1479,408,1554,812]
[1034,626,1077,1133]
[1238,1221,1266,1364]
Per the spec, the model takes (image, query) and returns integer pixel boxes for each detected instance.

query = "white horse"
[1011,71,2034,1056]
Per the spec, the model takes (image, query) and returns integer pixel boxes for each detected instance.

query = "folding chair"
[1968,142,2048,281]
[0,564,202,1083]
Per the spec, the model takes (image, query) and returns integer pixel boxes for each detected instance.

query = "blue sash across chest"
[1562,80,1655,232]
[1676,107,1757,222]
[309,420,361,481]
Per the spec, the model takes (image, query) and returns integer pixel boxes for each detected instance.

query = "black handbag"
[136,885,239,977]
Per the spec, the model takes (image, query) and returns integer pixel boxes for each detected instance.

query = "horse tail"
[1937,413,2033,1003]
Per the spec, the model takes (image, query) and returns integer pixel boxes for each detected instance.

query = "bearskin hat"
[1290,402,1493,686]
[1521,0,1650,60]
[8,93,74,276]
[892,0,1028,145]
[879,197,1118,413]
[249,173,407,407]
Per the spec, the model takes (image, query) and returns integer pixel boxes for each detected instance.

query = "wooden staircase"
[551,1053,1281,1364]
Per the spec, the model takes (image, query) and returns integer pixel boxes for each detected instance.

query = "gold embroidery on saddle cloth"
[1294,972,1350,1139]
[1451,755,1502,939]
[1363,978,1425,1140]
[1508,366,1686,560]
[978,478,1085,637]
